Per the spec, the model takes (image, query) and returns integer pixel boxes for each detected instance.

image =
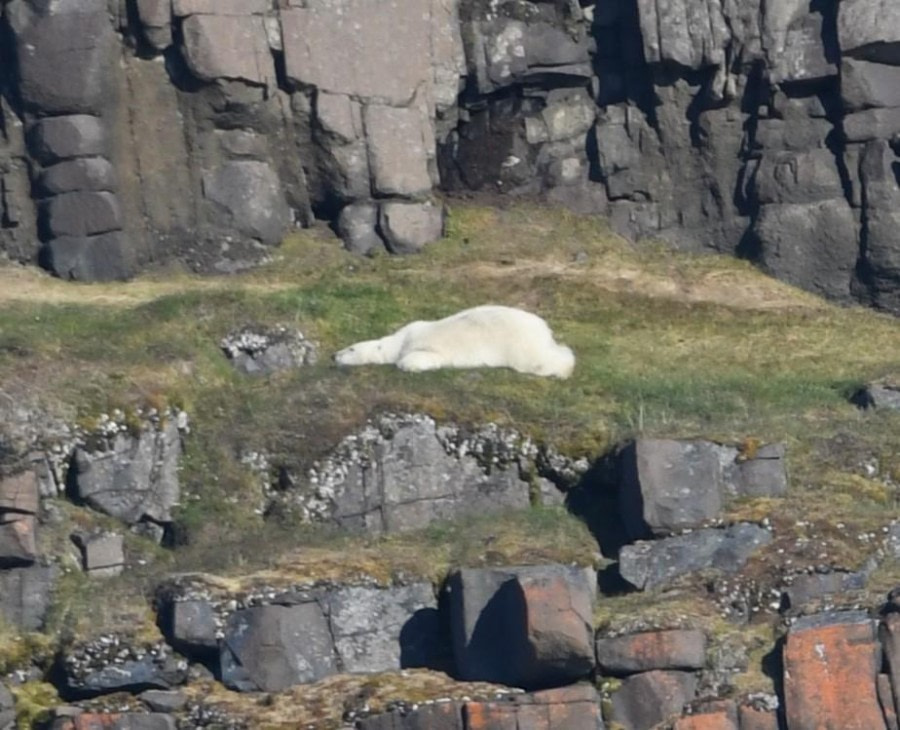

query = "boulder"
[878,673,900,730]
[0,470,39,514]
[844,108,900,142]
[220,325,318,375]
[173,0,268,15]
[720,442,789,499]
[0,564,58,631]
[202,160,291,246]
[70,418,181,526]
[73,531,125,578]
[220,602,336,691]
[631,0,730,69]
[753,200,859,301]
[139,690,187,714]
[609,670,698,730]
[751,150,845,206]
[37,158,117,196]
[0,514,37,567]
[327,583,442,673]
[61,638,188,697]
[50,713,177,729]
[619,438,723,540]
[783,612,886,730]
[41,191,122,238]
[618,523,773,591]
[7,0,117,114]
[337,202,384,255]
[364,105,433,198]
[378,201,445,254]
[295,415,547,532]
[42,232,135,282]
[448,564,596,689]
[180,15,275,86]
[166,599,219,653]
[596,629,707,675]
[842,59,900,111]
[737,705,779,730]
[838,0,900,64]
[781,570,869,612]
[29,116,107,165]
[880,612,900,723]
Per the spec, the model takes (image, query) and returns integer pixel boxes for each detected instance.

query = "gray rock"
[0,683,12,710]
[167,600,219,652]
[0,564,57,631]
[364,105,433,198]
[7,0,116,114]
[378,201,445,255]
[753,118,834,152]
[842,59,900,112]
[327,583,441,673]
[880,613,900,724]
[136,0,173,50]
[49,715,176,730]
[449,564,596,689]
[720,443,789,498]
[768,11,835,84]
[202,160,291,246]
[752,150,845,205]
[220,325,318,375]
[852,383,900,410]
[42,191,122,238]
[781,570,869,612]
[0,470,39,514]
[0,514,37,567]
[839,0,900,64]
[71,418,181,526]
[633,0,729,69]
[62,643,188,697]
[596,629,707,675]
[180,15,275,86]
[139,690,187,713]
[619,439,724,540]
[337,202,384,255]
[220,603,336,691]
[300,414,533,533]
[37,158,117,196]
[609,670,698,730]
[753,200,858,301]
[525,90,596,145]
[29,115,107,164]
[43,232,134,282]
[618,523,773,591]
[73,531,125,577]
[173,0,268,15]
[281,0,432,104]
[844,108,900,142]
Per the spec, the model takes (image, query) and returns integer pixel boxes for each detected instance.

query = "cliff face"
[0,0,898,310]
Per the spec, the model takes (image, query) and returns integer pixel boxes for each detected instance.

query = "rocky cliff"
[0,0,899,310]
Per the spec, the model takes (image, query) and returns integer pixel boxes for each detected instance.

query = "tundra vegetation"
[3,203,900,725]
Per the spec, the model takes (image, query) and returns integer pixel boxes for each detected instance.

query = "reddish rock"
[879,673,900,730]
[610,670,698,730]
[53,715,122,730]
[0,470,39,514]
[737,705,778,730]
[463,702,517,730]
[784,612,886,730]
[596,629,707,674]
[0,514,37,566]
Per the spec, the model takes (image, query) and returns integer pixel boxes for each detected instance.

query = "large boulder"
[0,564,58,631]
[180,15,275,86]
[619,439,723,540]
[610,670,698,730]
[596,629,707,675]
[448,564,596,689]
[28,116,107,165]
[42,232,135,282]
[7,0,117,114]
[839,0,900,64]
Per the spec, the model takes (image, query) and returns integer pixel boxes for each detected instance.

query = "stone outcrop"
[0,0,897,312]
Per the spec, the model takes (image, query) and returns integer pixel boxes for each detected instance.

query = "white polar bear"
[334,305,575,378]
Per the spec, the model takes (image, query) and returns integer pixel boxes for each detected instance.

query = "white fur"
[334,305,575,378]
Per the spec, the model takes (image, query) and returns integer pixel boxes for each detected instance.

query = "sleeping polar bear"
[334,305,575,378]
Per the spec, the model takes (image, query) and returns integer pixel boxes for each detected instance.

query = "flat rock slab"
[29,115,107,164]
[220,325,318,375]
[0,563,57,631]
[618,523,773,591]
[783,611,886,730]
[596,629,707,675]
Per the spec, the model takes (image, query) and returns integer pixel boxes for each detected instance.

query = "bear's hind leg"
[396,350,445,372]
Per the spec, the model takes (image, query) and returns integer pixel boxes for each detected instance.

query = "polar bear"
[334,305,575,378]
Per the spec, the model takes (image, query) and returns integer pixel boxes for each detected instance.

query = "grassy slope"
[3,202,900,722]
